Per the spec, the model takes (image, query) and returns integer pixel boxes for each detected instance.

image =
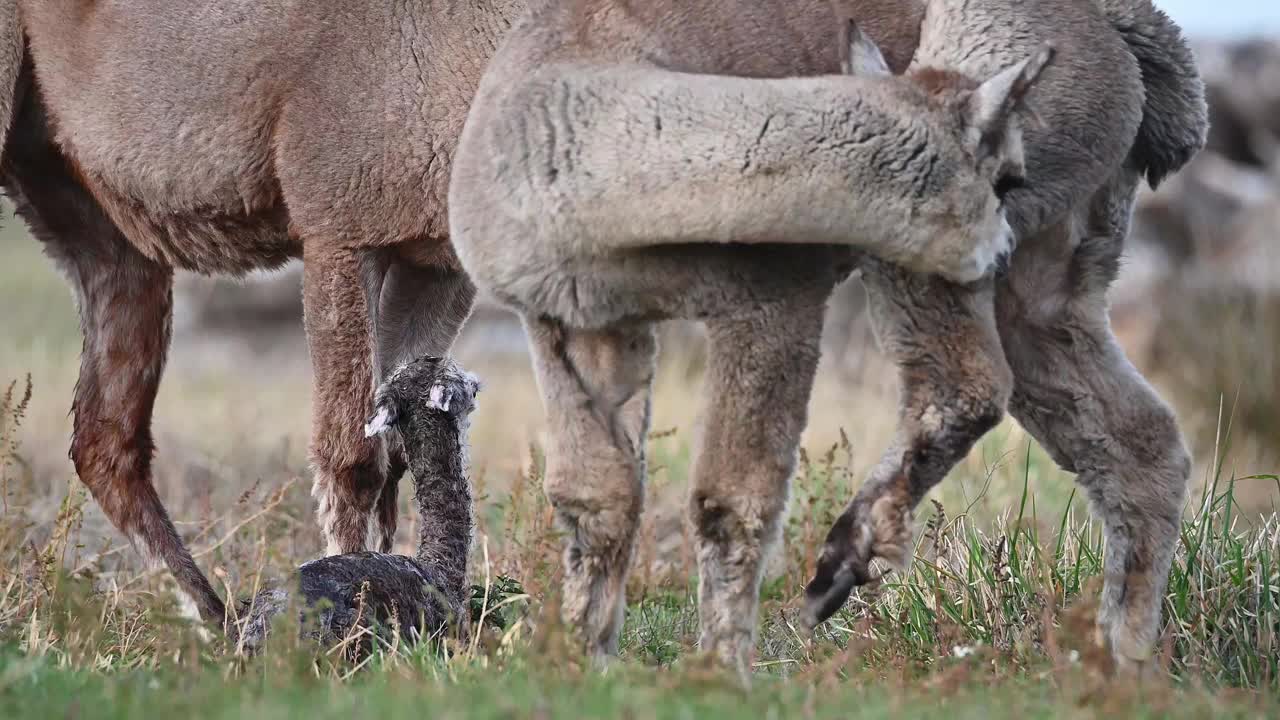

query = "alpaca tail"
[1099,0,1210,189]
[0,1,21,158]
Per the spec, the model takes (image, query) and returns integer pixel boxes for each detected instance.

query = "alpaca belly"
[77,172,298,275]
[492,243,856,329]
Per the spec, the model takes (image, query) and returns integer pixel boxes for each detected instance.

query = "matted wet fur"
[449,0,1206,680]
[236,356,480,654]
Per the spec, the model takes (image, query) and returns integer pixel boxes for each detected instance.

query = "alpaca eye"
[994,174,1026,203]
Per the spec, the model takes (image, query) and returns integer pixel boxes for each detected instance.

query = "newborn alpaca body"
[237,357,479,652]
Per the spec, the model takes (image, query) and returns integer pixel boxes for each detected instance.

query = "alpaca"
[448,0,1205,677]
[801,0,1207,675]
[0,0,521,631]
[0,0,993,635]
[236,356,480,652]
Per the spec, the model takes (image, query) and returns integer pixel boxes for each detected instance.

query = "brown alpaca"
[0,0,520,630]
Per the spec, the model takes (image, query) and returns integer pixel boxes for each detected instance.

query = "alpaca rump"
[235,357,480,653]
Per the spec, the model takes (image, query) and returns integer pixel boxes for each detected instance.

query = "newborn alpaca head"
[366,355,481,441]
[366,354,481,608]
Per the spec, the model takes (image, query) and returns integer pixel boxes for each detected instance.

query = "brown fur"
[1,0,518,627]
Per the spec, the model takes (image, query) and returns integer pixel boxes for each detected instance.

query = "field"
[3,197,1280,720]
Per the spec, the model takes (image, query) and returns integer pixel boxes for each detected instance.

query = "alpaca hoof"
[800,507,876,630]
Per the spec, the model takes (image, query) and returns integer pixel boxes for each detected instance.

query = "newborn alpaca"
[236,357,479,652]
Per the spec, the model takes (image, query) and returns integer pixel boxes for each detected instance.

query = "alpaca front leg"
[804,262,1011,627]
[303,245,387,556]
[525,317,657,659]
[691,301,827,680]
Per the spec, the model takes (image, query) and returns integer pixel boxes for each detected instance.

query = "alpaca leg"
[303,244,388,556]
[525,317,656,658]
[368,259,476,552]
[2,124,225,625]
[998,218,1190,674]
[690,299,827,679]
[804,262,1011,627]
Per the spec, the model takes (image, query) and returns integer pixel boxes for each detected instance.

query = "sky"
[1156,0,1280,37]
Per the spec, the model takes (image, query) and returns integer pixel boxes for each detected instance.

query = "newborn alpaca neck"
[404,411,472,608]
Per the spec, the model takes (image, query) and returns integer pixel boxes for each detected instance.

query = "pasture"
[2,195,1279,718]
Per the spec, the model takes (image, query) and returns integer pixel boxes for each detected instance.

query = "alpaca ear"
[364,401,399,438]
[966,44,1055,147]
[839,19,890,76]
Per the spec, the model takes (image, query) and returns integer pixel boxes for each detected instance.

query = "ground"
[1,212,1278,717]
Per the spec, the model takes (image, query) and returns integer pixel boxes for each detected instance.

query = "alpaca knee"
[544,461,643,654]
[690,488,785,675]
[311,443,386,556]
[690,489,785,576]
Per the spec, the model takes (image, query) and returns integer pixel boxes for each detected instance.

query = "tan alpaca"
[449,0,1205,677]
[0,0,520,629]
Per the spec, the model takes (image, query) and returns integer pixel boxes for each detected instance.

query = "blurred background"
[1,2,1277,586]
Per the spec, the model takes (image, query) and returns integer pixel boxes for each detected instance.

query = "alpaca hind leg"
[998,222,1189,674]
[525,317,656,658]
[804,262,1011,627]
[691,298,827,680]
[3,128,225,625]
[367,258,476,552]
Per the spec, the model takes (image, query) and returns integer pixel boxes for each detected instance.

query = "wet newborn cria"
[235,356,479,653]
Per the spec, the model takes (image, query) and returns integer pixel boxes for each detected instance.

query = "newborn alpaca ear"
[364,400,399,438]
[839,19,890,76]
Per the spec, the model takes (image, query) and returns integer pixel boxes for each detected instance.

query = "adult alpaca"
[448,0,1205,678]
[0,0,523,630]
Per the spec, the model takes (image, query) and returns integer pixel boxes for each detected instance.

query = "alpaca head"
[839,19,1055,281]
[364,356,481,440]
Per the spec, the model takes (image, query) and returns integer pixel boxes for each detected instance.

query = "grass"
[2,219,1279,716]
[3,373,1280,716]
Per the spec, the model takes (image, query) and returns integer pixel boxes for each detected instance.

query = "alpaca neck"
[496,65,939,262]
[404,413,472,606]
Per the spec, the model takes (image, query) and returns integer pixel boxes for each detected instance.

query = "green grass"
[3,645,1277,720]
